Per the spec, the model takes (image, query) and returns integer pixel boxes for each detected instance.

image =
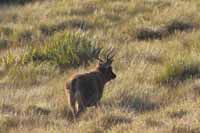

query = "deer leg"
[69,92,77,119]
[76,91,86,117]
[76,103,86,117]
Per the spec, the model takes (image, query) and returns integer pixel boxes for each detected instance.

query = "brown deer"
[65,49,116,117]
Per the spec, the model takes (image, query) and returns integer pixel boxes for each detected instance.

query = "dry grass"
[1,0,200,132]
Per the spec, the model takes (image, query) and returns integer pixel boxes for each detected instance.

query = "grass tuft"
[135,20,197,41]
[172,126,200,133]
[24,32,99,68]
[97,113,132,130]
[40,19,92,36]
[6,62,57,86]
[158,59,200,85]
[0,115,18,133]
[0,39,9,50]
[168,109,188,119]
[17,30,35,43]
[0,27,13,37]
[118,92,159,112]
[145,118,164,127]
[165,20,196,34]
[26,105,51,116]
[136,28,162,40]
[0,104,17,115]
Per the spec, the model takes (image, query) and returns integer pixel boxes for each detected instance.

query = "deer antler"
[94,48,104,62]
[96,57,104,62]
[106,48,115,61]
[95,48,115,64]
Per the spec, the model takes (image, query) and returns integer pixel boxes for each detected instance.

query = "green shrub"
[0,32,100,74]
[24,32,99,68]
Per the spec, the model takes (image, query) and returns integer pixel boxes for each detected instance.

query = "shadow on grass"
[58,107,75,121]
[172,126,200,133]
[0,39,9,50]
[0,115,18,133]
[26,105,51,116]
[97,114,132,130]
[40,19,93,36]
[0,104,20,115]
[168,109,188,119]
[158,61,200,86]
[0,0,41,5]
[145,118,164,127]
[119,95,159,113]
[136,20,197,41]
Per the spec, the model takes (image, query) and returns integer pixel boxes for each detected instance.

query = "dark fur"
[65,62,116,117]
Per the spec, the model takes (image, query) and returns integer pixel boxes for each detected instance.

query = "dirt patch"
[135,20,197,41]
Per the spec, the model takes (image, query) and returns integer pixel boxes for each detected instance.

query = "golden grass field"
[1,0,200,132]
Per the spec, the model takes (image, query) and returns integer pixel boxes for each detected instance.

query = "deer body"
[65,49,116,117]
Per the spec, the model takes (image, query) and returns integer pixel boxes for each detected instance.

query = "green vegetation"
[158,58,200,85]
[24,32,99,68]
[1,0,200,132]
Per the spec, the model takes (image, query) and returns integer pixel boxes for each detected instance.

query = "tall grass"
[1,0,200,132]
[24,32,99,68]
[158,57,200,85]
[0,32,100,69]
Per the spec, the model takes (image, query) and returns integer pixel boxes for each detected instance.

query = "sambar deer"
[65,49,116,117]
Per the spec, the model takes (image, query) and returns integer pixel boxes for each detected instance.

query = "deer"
[65,49,116,117]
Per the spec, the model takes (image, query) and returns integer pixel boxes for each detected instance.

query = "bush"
[17,30,35,43]
[23,32,99,68]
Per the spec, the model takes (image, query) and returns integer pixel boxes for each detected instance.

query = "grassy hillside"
[1,0,200,132]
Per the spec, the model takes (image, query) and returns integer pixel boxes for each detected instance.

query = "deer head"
[96,48,116,81]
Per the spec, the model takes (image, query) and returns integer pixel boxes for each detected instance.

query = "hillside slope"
[1,0,200,132]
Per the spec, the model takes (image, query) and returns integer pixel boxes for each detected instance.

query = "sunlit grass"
[0,0,200,132]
